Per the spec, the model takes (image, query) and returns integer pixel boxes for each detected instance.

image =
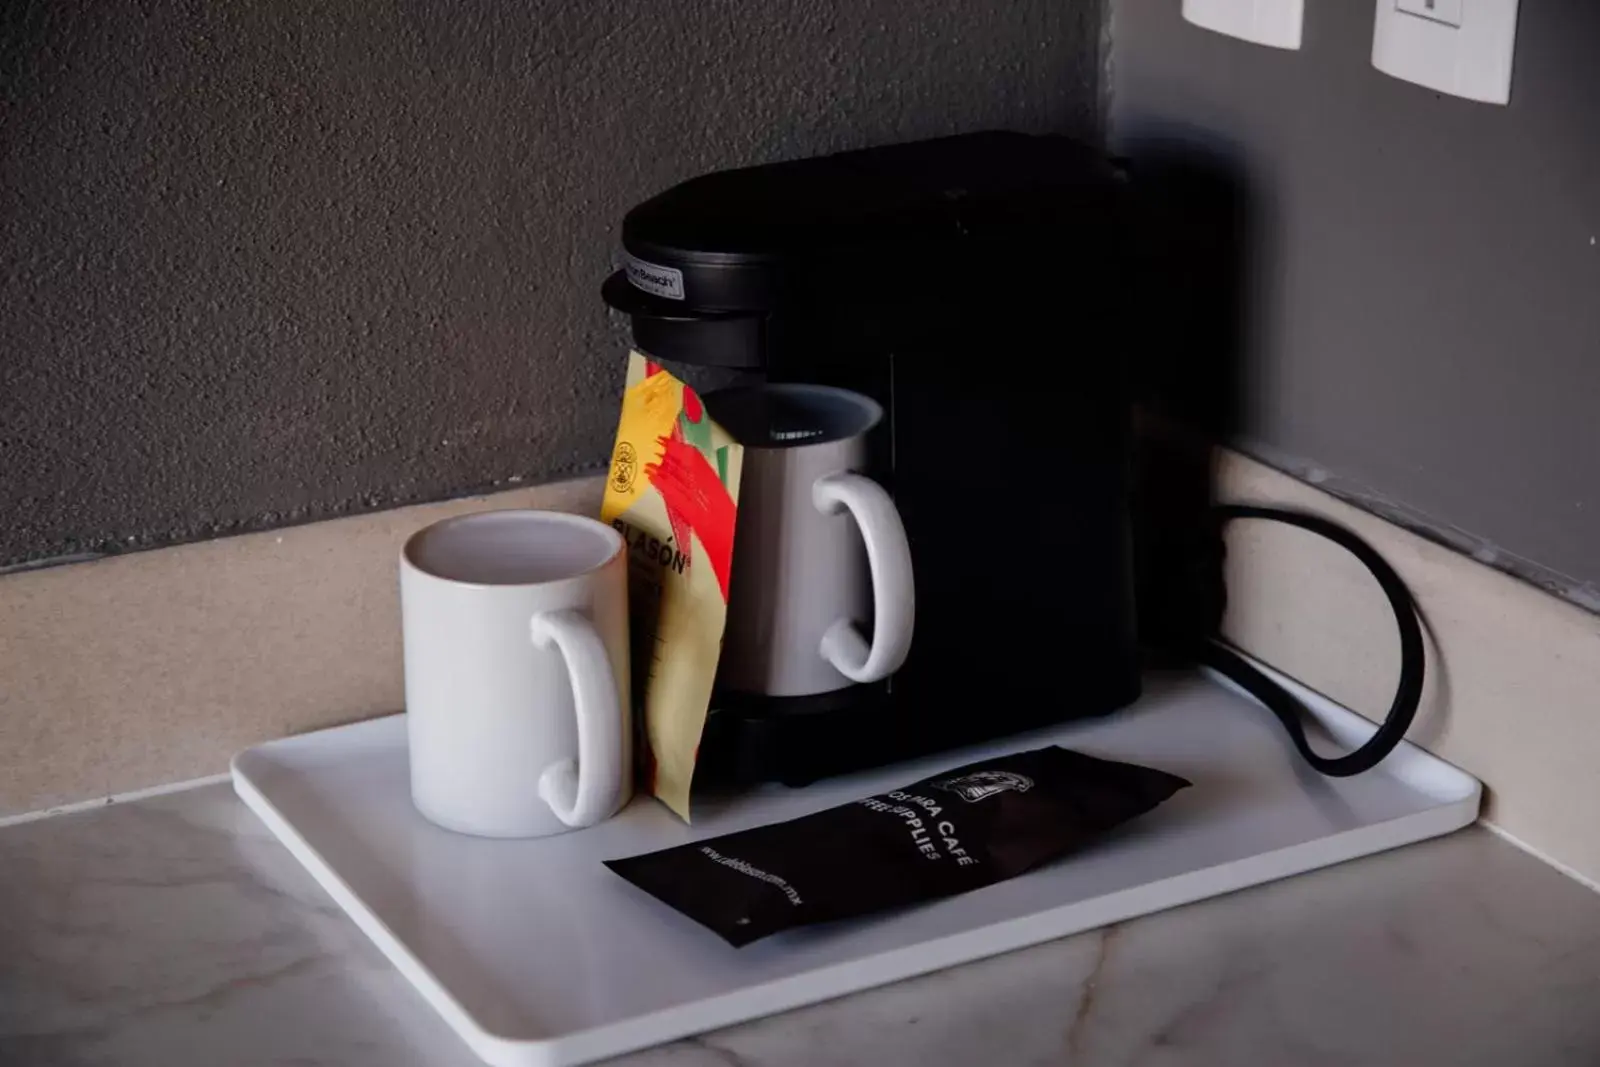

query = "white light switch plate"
[1183,0,1304,50]
[1396,0,1462,28]
[1373,0,1519,104]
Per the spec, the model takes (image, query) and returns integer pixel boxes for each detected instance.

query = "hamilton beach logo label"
[624,253,685,301]
[933,770,1034,804]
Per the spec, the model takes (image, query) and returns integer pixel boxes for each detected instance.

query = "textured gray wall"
[1112,0,1600,601]
[1,0,1103,569]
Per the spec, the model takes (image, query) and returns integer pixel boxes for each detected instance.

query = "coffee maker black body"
[602,131,1139,786]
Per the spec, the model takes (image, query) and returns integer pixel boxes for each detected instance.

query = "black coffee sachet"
[604,747,1190,947]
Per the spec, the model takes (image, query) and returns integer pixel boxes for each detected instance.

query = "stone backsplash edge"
[0,476,602,815]
[3,456,1596,885]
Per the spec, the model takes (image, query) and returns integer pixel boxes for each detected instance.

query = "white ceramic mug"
[707,384,915,698]
[400,510,632,838]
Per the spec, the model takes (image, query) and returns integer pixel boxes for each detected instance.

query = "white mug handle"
[812,471,915,684]
[530,608,624,829]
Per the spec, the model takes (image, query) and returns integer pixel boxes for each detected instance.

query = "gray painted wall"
[1,0,1103,569]
[1112,0,1600,602]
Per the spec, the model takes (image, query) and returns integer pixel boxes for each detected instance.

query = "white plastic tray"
[232,662,1480,1067]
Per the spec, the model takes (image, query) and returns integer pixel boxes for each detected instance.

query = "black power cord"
[1202,505,1426,777]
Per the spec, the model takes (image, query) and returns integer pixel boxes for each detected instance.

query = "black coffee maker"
[602,131,1139,786]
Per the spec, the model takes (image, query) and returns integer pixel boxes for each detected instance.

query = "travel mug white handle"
[812,471,915,683]
[530,608,624,829]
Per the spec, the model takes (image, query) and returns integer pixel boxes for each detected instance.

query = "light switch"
[1183,0,1304,51]
[1373,0,1519,105]
[1395,0,1463,28]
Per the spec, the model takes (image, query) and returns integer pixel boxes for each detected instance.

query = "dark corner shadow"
[1116,125,1453,762]
[1117,126,1254,664]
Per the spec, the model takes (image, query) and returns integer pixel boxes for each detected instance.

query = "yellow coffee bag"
[601,353,743,820]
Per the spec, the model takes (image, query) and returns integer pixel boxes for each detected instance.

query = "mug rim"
[704,383,882,450]
[401,509,624,590]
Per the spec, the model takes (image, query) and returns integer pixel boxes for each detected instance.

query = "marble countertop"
[5,783,1600,1067]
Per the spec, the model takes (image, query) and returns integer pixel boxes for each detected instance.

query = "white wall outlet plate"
[1183,0,1304,50]
[1373,0,1520,104]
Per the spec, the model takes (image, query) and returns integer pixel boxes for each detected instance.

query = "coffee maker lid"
[613,131,1113,313]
